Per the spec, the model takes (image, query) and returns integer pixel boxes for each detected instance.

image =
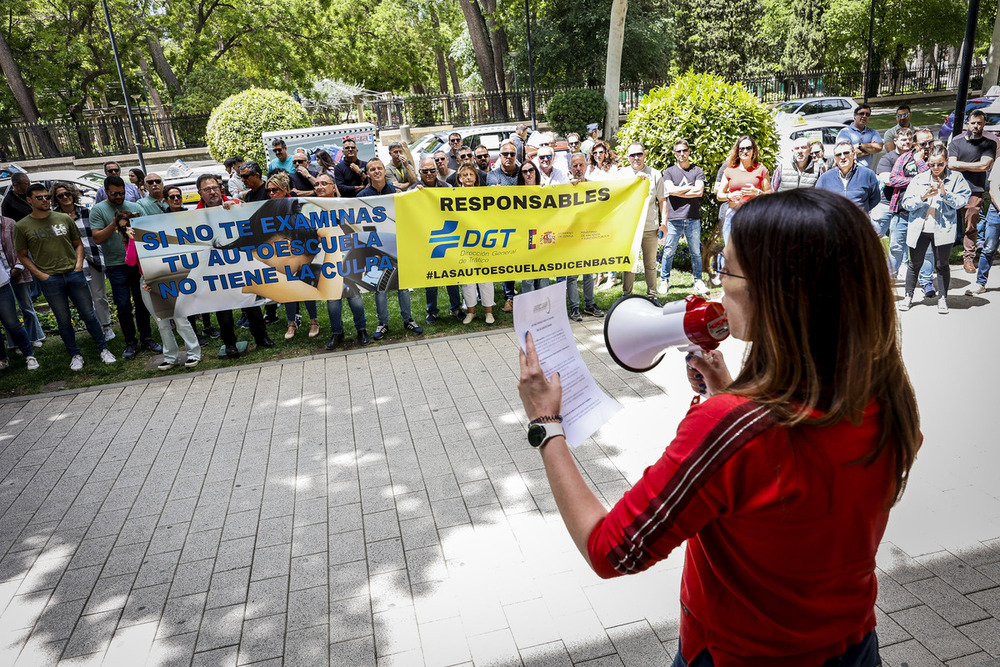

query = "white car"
[0,169,106,209]
[772,97,858,125]
[776,119,845,167]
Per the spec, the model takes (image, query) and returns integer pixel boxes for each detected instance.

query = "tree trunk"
[984,5,1000,91]
[458,0,501,121]
[604,0,628,140]
[0,27,60,157]
[448,57,462,94]
[139,53,175,149]
[429,8,450,94]
[147,35,181,96]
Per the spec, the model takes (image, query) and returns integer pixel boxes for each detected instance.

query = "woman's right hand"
[686,349,733,397]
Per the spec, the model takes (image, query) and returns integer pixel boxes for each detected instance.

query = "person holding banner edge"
[517,188,920,666]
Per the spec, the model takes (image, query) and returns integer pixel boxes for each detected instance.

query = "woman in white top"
[585,140,619,181]
[898,145,971,314]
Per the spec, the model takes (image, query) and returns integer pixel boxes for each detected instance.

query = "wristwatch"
[528,422,565,448]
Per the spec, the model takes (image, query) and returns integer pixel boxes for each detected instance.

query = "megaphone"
[604,295,729,373]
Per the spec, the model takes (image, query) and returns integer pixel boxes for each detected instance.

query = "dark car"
[939,98,999,139]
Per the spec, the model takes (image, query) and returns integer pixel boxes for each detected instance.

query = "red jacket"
[587,395,896,666]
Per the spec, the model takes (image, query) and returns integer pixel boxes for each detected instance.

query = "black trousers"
[216,307,268,346]
[905,232,952,296]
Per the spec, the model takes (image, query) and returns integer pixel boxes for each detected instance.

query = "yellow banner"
[395,179,648,288]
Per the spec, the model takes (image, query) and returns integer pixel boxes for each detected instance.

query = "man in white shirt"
[621,142,664,299]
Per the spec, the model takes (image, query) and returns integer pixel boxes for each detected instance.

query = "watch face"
[528,423,546,448]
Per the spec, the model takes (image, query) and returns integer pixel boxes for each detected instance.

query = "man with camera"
[91,175,162,359]
[14,183,116,371]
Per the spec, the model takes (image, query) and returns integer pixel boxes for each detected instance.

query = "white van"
[261,123,379,165]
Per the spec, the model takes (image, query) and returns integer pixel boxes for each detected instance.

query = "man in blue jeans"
[90,175,162,359]
[14,183,117,371]
[967,160,1000,295]
[661,139,709,295]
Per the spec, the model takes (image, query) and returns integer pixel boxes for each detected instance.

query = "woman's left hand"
[518,332,563,422]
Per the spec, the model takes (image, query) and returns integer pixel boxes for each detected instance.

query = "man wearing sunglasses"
[289,151,318,197]
[620,142,665,300]
[135,173,168,216]
[14,184,116,370]
[334,138,368,197]
[882,104,912,154]
[661,139,709,296]
[238,162,268,202]
[446,148,488,187]
[432,150,455,183]
[414,158,464,322]
[473,145,493,173]
[486,141,520,186]
[91,175,162,359]
[446,132,464,170]
[816,141,880,213]
[536,146,569,186]
[94,161,142,204]
[267,139,295,174]
[836,104,883,169]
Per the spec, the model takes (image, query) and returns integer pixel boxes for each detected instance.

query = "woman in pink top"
[718,136,771,243]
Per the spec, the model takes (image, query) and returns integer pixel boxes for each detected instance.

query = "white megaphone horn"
[603,295,730,373]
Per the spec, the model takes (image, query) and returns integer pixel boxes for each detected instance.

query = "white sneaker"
[70,355,84,371]
[937,296,949,314]
[693,279,710,295]
[103,326,116,342]
[710,273,722,287]
[897,295,912,312]
[657,282,669,295]
[0,359,8,370]
[32,340,43,348]
[100,349,117,364]
[26,356,39,371]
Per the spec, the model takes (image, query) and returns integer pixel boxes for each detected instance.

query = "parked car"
[939,97,1000,139]
[0,169,105,209]
[775,118,845,167]
[771,97,858,125]
[409,124,517,165]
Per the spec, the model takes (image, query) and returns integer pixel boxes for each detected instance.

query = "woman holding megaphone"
[518,189,920,666]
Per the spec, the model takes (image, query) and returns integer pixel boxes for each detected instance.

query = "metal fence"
[742,63,987,103]
[367,82,664,131]
[0,113,210,163]
[0,63,989,163]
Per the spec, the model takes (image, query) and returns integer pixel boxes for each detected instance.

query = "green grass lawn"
[868,105,950,132]
[1,271,714,399]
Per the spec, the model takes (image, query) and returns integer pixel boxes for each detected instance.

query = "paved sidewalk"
[0,283,999,666]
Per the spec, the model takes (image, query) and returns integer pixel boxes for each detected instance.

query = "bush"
[618,72,779,253]
[545,88,606,138]
[205,88,311,165]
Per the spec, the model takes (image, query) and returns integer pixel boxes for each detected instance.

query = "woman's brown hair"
[727,189,920,504]
[725,135,760,169]
[588,140,616,171]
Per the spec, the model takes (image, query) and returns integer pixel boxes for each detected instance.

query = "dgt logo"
[430,220,516,258]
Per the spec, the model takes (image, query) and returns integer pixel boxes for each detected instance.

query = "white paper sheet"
[514,281,622,447]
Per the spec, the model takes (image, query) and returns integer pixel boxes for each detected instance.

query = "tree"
[604,0,627,139]
[781,0,828,71]
[0,17,60,156]
[672,0,772,79]
[618,72,779,248]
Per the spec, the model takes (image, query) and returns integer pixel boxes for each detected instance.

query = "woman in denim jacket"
[899,145,971,313]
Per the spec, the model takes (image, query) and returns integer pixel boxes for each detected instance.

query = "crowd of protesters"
[2,109,996,375]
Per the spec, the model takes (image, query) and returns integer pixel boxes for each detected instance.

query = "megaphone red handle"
[682,295,729,350]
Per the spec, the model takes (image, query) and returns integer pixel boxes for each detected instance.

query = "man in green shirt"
[91,175,161,359]
[14,183,116,371]
[135,172,167,216]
